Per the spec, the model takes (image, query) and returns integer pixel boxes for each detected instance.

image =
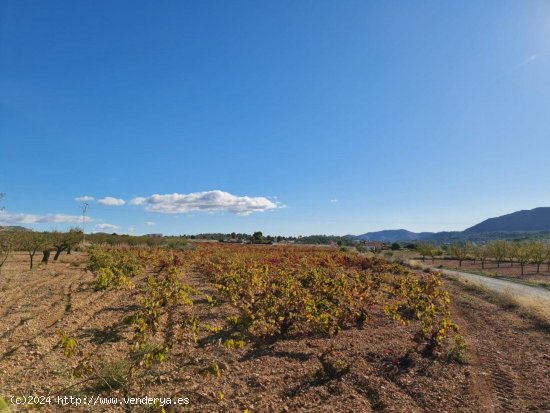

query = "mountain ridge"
[349,207,550,242]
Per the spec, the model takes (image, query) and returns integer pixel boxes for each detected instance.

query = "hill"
[350,207,550,242]
[464,207,550,233]
[0,226,30,232]
[350,229,433,242]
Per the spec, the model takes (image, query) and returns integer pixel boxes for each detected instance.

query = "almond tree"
[52,229,83,261]
[448,242,471,267]
[515,243,532,276]
[16,231,45,270]
[0,232,12,275]
[488,240,508,268]
[428,247,442,264]
[529,241,548,274]
[478,245,491,269]
[507,242,518,267]
[471,244,482,265]
[416,243,433,262]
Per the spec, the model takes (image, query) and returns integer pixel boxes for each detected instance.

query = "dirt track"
[410,259,550,311]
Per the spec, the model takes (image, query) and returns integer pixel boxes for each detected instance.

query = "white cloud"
[95,223,118,231]
[0,210,90,225]
[146,221,156,226]
[98,197,126,206]
[135,190,280,215]
[128,226,136,234]
[75,195,95,202]
[330,199,338,203]
[130,197,147,205]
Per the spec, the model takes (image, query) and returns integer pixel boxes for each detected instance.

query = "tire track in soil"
[448,281,548,413]
[454,311,521,413]
[476,349,519,412]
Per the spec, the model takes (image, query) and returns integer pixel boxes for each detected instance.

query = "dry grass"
[448,276,550,331]
[404,257,550,330]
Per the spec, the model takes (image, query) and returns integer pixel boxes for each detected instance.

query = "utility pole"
[81,202,89,243]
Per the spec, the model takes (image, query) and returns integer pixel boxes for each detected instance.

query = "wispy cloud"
[501,54,538,77]
[146,221,156,226]
[330,199,338,203]
[98,197,126,206]
[133,190,281,215]
[75,195,95,202]
[0,210,90,225]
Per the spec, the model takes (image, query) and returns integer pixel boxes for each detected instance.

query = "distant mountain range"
[348,207,550,243]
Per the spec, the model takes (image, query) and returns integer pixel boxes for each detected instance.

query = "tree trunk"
[521,263,524,276]
[53,246,65,261]
[537,263,541,273]
[459,259,462,267]
[481,259,485,269]
[497,260,500,268]
[42,250,51,264]
[29,254,34,270]
[67,246,72,255]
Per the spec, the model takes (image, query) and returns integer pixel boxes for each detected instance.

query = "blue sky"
[1,1,549,236]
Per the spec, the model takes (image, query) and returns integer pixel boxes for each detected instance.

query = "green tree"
[545,244,550,272]
[428,247,442,264]
[17,231,46,270]
[507,242,518,267]
[50,229,83,261]
[448,242,471,267]
[487,240,508,268]
[416,243,433,262]
[529,241,548,274]
[478,245,491,269]
[0,232,12,275]
[515,243,532,276]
